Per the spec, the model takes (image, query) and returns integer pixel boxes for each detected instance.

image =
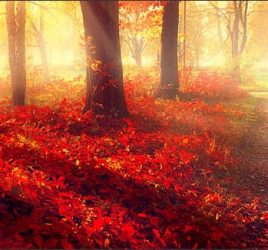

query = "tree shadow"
[1,142,245,248]
[65,114,165,137]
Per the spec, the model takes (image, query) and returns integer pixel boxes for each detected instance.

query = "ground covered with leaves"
[0,70,267,248]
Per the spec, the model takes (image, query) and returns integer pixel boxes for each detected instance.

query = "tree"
[6,1,26,106]
[157,1,179,99]
[80,1,129,117]
[119,1,162,67]
[203,1,230,66]
[179,1,205,68]
[60,1,84,67]
[28,2,50,82]
[228,1,248,82]
[210,1,249,82]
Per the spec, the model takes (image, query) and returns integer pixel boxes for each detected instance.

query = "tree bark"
[156,1,179,99]
[80,1,129,117]
[6,1,26,106]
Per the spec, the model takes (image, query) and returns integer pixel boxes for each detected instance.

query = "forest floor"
[0,71,267,248]
[217,92,268,247]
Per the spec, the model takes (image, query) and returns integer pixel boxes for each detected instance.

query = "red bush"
[181,71,249,99]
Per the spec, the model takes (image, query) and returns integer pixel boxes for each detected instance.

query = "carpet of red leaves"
[0,72,267,248]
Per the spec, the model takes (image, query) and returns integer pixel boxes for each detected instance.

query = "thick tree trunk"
[6,1,26,106]
[80,1,129,117]
[156,1,179,99]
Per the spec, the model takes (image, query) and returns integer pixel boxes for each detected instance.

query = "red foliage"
[181,70,249,100]
[0,73,265,248]
[119,1,163,8]
[119,1,162,33]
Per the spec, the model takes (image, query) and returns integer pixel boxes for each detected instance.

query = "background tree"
[119,1,162,67]
[6,1,26,106]
[60,1,84,68]
[28,2,50,82]
[157,1,179,99]
[80,1,129,117]
[179,1,205,68]
[210,1,249,82]
[204,1,230,67]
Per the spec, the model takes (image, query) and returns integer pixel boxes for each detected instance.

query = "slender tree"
[210,1,248,83]
[156,1,179,99]
[6,1,26,106]
[230,1,248,83]
[80,1,129,117]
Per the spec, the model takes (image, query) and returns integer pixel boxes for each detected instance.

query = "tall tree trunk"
[80,1,129,117]
[230,1,248,84]
[6,1,26,106]
[231,2,239,59]
[156,1,179,99]
[232,1,240,83]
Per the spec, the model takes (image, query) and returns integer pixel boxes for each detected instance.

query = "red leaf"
[44,239,58,249]
[153,229,166,246]
[179,150,195,164]
[122,224,136,238]
[61,238,74,250]
[34,236,44,248]
[184,225,194,233]
[138,213,147,218]
[261,211,268,221]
